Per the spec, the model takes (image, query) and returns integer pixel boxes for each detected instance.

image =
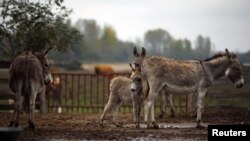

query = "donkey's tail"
[22,52,30,113]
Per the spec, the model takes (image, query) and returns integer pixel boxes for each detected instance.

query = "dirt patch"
[0,106,249,141]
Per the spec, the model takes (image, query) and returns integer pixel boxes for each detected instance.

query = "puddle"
[123,123,208,129]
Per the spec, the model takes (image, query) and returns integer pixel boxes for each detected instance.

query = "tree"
[0,0,81,60]
[144,29,172,55]
[48,19,84,62]
[98,25,118,61]
[195,35,212,59]
[101,25,117,48]
[75,19,100,50]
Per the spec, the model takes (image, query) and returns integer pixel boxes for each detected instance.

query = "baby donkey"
[100,64,147,128]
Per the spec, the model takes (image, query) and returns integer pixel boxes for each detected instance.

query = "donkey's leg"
[132,98,137,123]
[144,87,158,129]
[10,95,24,127]
[29,84,37,129]
[187,93,196,117]
[9,96,19,127]
[112,101,122,127]
[150,101,159,129]
[100,102,112,125]
[9,82,23,127]
[15,95,24,128]
[196,90,207,129]
[39,87,46,114]
[159,90,166,118]
[132,97,141,128]
[137,99,143,129]
[100,93,115,125]
[144,99,152,127]
[167,93,175,117]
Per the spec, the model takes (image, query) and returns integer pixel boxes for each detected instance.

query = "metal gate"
[46,72,188,113]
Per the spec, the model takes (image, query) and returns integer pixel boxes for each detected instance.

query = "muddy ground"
[0,106,250,141]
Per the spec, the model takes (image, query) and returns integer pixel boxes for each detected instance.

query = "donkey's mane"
[203,52,236,62]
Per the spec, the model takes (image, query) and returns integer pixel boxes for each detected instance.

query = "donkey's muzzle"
[44,79,52,85]
[131,88,135,92]
[44,74,53,85]
[236,83,243,88]
[235,78,244,88]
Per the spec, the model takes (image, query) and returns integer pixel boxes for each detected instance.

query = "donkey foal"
[100,69,146,128]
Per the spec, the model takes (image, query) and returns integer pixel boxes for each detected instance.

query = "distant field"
[82,63,132,73]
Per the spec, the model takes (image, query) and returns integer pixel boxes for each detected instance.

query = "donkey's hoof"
[196,124,205,129]
[170,113,176,118]
[29,121,36,129]
[170,114,176,118]
[158,114,164,118]
[14,122,19,128]
[9,121,16,127]
[146,124,153,129]
[100,121,104,127]
[146,123,157,129]
[135,124,140,129]
[152,122,159,129]
[114,122,123,128]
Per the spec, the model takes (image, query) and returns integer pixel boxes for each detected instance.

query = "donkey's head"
[34,47,53,85]
[129,63,143,94]
[224,49,244,88]
[133,47,146,72]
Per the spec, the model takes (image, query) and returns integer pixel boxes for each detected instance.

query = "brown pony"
[9,48,53,129]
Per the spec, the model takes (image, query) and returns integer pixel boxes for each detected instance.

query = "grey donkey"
[9,48,53,129]
[100,64,147,128]
[133,47,176,119]
[133,47,244,128]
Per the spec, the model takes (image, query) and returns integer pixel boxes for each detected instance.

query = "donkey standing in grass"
[133,47,244,128]
[9,48,53,129]
[100,64,147,128]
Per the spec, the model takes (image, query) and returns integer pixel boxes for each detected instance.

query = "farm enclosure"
[0,64,250,140]
[1,64,250,114]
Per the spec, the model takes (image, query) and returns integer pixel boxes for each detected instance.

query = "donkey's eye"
[232,67,240,71]
[136,78,141,82]
[44,64,49,68]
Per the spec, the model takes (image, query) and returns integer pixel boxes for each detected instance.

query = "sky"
[64,0,250,53]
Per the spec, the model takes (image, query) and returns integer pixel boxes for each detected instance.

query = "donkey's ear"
[43,47,53,56]
[32,51,36,55]
[133,47,139,57]
[129,63,135,72]
[225,48,232,59]
[141,47,146,57]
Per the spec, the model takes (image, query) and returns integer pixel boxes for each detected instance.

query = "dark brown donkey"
[133,47,244,128]
[9,48,53,129]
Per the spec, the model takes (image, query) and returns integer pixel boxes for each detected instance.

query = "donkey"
[133,47,244,128]
[9,48,53,129]
[100,64,146,128]
[133,47,176,118]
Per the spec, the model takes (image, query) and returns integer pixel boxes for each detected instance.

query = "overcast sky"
[64,0,250,53]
